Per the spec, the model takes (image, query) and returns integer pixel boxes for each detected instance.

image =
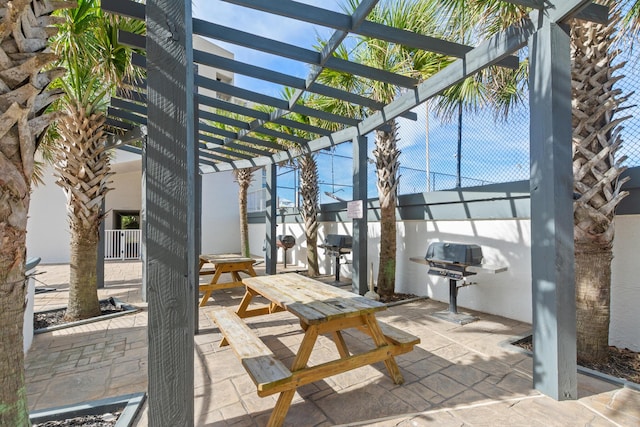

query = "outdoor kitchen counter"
[208,273,420,427]
[198,254,257,306]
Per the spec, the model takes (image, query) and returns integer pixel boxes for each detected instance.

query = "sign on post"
[347,200,363,219]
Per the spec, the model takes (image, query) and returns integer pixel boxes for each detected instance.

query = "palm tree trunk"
[55,102,110,321]
[374,121,400,297]
[234,168,255,258]
[0,0,70,423]
[299,154,319,277]
[67,220,101,319]
[0,192,31,427]
[571,8,630,363]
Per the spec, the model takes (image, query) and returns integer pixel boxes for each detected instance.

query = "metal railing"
[104,229,142,260]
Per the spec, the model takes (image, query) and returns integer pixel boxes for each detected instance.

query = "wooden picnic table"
[198,254,257,307]
[208,273,420,426]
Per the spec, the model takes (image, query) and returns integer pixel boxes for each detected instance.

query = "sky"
[190,1,640,205]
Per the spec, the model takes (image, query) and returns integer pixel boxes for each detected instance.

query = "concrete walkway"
[25,261,639,426]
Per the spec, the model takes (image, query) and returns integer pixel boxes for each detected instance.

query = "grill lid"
[276,235,296,248]
[426,242,482,266]
[324,234,352,249]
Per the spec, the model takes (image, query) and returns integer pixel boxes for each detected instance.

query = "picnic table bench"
[198,254,257,307]
[207,273,420,426]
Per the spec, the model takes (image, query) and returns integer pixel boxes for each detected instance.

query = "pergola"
[102,0,604,424]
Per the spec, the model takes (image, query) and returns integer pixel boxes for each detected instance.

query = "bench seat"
[208,308,292,396]
[361,321,420,348]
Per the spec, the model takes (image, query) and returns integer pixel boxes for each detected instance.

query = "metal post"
[97,199,105,289]
[529,19,577,401]
[265,164,278,275]
[352,136,368,295]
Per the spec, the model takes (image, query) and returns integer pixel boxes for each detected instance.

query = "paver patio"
[25,261,639,426]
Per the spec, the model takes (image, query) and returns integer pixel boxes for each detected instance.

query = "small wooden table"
[198,254,257,307]
[209,273,420,426]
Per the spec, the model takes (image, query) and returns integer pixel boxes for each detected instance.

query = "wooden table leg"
[268,325,319,426]
[235,288,256,318]
[331,331,350,358]
[363,314,404,384]
[199,267,223,307]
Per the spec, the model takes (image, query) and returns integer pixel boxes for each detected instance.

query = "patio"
[25,261,640,426]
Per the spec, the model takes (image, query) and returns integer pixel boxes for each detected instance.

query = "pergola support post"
[265,164,278,275]
[352,136,368,295]
[97,199,105,289]
[146,0,196,425]
[528,19,577,401]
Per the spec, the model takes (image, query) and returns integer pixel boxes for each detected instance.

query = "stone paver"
[24,261,638,426]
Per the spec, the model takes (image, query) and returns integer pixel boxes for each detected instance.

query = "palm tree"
[437,0,631,363]
[312,0,447,297]
[297,152,320,276]
[48,0,144,320]
[0,0,73,423]
[233,167,259,257]
[571,4,630,363]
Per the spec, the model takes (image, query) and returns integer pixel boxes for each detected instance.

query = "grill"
[276,235,296,268]
[410,242,507,325]
[320,234,352,281]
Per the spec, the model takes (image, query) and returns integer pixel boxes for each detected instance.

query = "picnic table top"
[199,254,256,264]
[242,273,386,325]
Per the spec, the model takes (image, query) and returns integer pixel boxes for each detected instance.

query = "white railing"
[104,229,142,260]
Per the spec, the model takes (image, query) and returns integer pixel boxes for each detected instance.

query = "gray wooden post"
[140,137,147,303]
[529,20,577,401]
[146,1,196,424]
[265,164,278,275]
[352,136,368,295]
[97,199,105,289]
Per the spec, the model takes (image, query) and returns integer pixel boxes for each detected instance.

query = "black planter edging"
[34,298,138,334]
[30,392,146,426]
[502,333,640,392]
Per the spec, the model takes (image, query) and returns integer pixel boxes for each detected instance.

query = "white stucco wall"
[201,171,241,254]
[250,216,639,351]
[27,163,69,263]
[610,214,640,352]
[28,151,242,262]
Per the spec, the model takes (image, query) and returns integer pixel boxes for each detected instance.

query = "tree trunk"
[66,220,101,320]
[298,154,319,277]
[571,9,629,364]
[234,168,255,258]
[575,241,612,363]
[373,122,400,297]
[0,0,70,423]
[0,188,31,427]
[55,102,110,321]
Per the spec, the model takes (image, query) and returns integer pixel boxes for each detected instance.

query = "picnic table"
[207,273,420,426]
[198,254,257,307]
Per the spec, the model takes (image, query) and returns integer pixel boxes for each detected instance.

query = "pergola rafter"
[102,0,603,173]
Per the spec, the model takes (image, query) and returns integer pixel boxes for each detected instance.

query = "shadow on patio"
[26,261,639,426]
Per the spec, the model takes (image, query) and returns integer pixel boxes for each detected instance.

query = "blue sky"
[191,1,640,205]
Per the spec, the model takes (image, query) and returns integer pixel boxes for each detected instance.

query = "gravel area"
[33,298,125,330]
[32,410,122,426]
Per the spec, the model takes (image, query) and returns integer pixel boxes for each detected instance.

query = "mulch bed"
[513,335,640,384]
[33,298,126,330]
[32,410,121,427]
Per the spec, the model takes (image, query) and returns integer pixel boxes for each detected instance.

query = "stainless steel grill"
[411,242,506,324]
[320,234,352,281]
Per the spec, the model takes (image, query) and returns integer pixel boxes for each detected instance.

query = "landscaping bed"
[34,298,138,333]
[512,335,640,387]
